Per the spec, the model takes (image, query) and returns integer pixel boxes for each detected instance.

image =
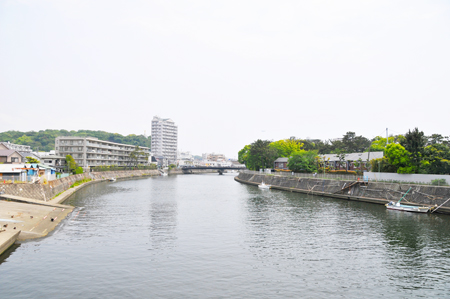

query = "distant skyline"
[1,1,449,159]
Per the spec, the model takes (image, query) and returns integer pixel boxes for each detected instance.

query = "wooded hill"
[0,130,151,152]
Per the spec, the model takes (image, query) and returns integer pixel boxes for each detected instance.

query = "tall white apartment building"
[151,116,178,164]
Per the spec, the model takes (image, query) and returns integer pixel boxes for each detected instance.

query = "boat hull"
[386,203,430,213]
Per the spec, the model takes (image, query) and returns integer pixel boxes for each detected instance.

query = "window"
[11,157,18,162]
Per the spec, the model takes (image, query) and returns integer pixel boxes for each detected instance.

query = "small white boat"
[108,178,116,182]
[386,201,430,213]
[258,181,271,189]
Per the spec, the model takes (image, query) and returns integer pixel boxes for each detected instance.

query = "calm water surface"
[1,174,450,298]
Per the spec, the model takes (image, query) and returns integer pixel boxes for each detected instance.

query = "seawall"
[0,169,160,202]
[235,172,450,214]
[0,169,161,252]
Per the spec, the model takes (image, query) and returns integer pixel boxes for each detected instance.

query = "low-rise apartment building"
[55,136,150,167]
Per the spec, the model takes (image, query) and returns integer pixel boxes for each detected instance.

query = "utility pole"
[386,128,389,145]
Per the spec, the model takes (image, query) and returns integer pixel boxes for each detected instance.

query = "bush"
[70,177,92,188]
[431,179,448,186]
[327,170,357,175]
[75,167,84,174]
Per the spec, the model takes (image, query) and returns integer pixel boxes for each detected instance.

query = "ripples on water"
[1,174,450,298]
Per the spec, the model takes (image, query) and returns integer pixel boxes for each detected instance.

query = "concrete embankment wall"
[0,169,160,202]
[235,172,450,214]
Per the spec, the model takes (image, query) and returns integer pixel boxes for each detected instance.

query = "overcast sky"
[1,0,449,158]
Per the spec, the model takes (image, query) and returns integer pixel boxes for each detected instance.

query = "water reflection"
[148,201,178,250]
[243,185,450,297]
[2,175,450,298]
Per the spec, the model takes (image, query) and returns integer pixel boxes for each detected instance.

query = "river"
[1,173,450,298]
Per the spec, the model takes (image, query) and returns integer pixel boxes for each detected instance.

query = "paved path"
[0,200,73,242]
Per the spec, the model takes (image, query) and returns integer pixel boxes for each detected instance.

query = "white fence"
[364,172,450,185]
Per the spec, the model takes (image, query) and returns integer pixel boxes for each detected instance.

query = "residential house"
[0,164,27,181]
[321,152,383,171]
[274,157,289,170]
[0,150,25,164]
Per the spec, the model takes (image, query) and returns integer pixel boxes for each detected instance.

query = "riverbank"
[235,172,450,214]
[0,169,162,254]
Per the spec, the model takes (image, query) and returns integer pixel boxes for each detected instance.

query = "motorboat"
[384,187,430,213]
[386,201,430,213]
[258,181,271,189]
[108,178,116,182]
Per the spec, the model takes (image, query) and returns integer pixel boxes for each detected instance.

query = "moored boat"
[385,201,430,213]
[258,181,270,189]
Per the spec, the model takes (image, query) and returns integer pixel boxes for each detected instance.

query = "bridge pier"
[218,170,224,175]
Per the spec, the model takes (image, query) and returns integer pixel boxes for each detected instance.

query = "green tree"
[75,167,84,174]
[26,156,40,163]
[16,135,33,145]
[129,146,149,166]
[422,143,450,174]
[341,132,371,153]
[269,139,304,157]
[238,144,251,165]
[287,151,318,173]
[369,136,397,152]
[384,143,414,173]
[401,128,426,173]
[246,139,278,170]
[370,157,398,173]
[65,155,78,174]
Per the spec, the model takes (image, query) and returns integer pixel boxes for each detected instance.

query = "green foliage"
[0,129,151,152]
[75,167,84,174]
[369,136,398,152]
[384,144,415,173]
[431,179,448,186]
[65,155,78,174]
[26,156,40,163]
[129,146,149,166]
[238,145,251,165]
[244,139,278,170]
[238,128,450,175]
[168,164,176,170]
[341,132,371,153]
[269,139,304,158]
[422,143,450,174]
[16,135,33,145]
[70,177,92,188]
[287,150,317,173]
[370,157,398,173]
[401,128,426,173]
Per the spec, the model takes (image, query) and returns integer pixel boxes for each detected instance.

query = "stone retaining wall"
[237,173,450,213]
[0,169,160,201]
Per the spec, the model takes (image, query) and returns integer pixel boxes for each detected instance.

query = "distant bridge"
[181,166,246,175]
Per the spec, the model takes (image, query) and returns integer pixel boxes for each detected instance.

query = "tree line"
[238,129,450,175]
[0,129,151,152]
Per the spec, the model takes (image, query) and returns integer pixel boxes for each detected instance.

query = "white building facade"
[55,136,150,167]
[151,116,178,164]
